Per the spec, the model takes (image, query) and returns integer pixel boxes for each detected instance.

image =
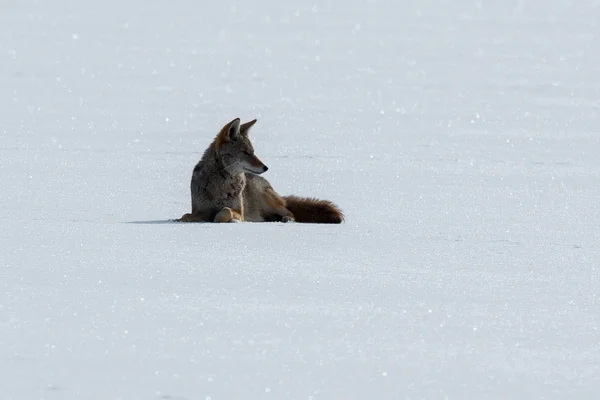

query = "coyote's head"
[215,118,268,175]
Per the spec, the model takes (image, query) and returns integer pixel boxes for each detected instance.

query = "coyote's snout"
[178,118,344,224]
[242,154,268,175]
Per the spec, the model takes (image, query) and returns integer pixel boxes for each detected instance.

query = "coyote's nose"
[262,165,269,172]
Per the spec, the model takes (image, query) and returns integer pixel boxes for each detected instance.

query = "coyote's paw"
[281,216,295,223]
[178,213,203,222]
[214,207,243,223]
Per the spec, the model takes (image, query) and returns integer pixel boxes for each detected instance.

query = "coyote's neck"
[210,153,242,180]
[200,150,246,197]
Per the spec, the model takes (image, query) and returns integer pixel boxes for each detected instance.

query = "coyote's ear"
[240,119,257,136]
[224,117,241,141]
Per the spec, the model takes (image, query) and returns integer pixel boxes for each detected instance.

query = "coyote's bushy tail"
[283,195,344,224]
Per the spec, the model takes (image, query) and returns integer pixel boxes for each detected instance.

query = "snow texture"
[2,0,600,399]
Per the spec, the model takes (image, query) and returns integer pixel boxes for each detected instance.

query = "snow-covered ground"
[2,0,600,398]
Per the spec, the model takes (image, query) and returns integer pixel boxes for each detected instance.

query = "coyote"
[178,118,344,223]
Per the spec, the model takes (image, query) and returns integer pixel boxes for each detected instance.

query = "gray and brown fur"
[178,118,344,223]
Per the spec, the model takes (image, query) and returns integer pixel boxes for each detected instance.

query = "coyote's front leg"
[178,208,213,222]
[214,195,245,223]
[214,207,243,223]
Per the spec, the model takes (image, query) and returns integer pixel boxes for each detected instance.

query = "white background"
[2,0,599,399]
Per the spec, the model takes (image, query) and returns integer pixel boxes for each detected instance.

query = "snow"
[2,0,600,398]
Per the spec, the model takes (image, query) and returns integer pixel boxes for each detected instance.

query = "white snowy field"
[2,0,600,398]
